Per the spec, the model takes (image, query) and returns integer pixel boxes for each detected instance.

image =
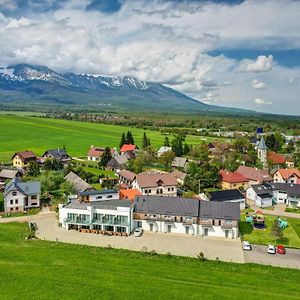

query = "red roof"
[88,147,115,157]
[119,189,141,202]
[12,151,37,161]
[275,168,300,180]
[267,152,286,165]
[219,170,248,183]
[120,144,136,153]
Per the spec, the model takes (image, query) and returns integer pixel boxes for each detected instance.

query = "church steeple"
[257,136,268,169]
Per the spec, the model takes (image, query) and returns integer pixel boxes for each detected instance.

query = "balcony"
[199,219,213,226]
[64,217,90,225]
[92,218,129,227]
[221,223,233,229]
[144,215,159,221]
[182,218,193,225]
[163,216,175,222]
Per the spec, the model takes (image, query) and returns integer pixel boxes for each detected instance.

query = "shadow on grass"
[239,221,253,235]
[277,236,289,245]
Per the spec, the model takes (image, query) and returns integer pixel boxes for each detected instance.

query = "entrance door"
[225,230,229,238]
[167,224,171,233]
[204,228,208,236]
[149,223,154,232]
[185,226,189,235]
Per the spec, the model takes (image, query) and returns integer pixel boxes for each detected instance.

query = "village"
[1,128,300,267]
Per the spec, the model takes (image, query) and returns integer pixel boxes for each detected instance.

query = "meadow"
[0,114,219,163]
[0,222,300,300]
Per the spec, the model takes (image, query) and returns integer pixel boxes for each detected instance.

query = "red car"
[276,245,286,254]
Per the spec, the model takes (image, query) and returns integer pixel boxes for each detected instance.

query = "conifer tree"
[119,132,126,148]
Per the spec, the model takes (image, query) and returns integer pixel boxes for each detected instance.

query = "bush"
[197,251,205,261]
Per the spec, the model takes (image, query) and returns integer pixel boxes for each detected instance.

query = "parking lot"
[244,244,300,269]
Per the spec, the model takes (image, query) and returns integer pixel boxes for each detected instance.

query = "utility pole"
[198,179,201,195]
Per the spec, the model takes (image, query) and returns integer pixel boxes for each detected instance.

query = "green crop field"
[0,114,218,163]
[0,223,300,299]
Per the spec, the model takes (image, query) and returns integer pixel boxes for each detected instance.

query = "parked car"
[276,245,286,254]
[134,228,143,237]
[267,245,276,254]
[242,241,252,251]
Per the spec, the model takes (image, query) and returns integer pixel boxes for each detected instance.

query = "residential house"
[236,165,272,185]
[78,189,119,203]
[12,151,38,168]
[157,146,172,157]
[4,177,41,213]
[42,148,71,165]
[120,144,137,155]
[118,169,136,188]
[87,147,117,162]
[247,182,300,208]
[171,157,188,169]
[106,155,128,171]
[64,171,94,193]
[0,169,21,187]
[219,170,248,190]
[119,189,142,202]
[133,173,178,196]
[267,152,286,173]
[133,195,240,238]
[209,189,246,210]
[273,168,300,184]
[59,198,133,234]
[170,170,186,185]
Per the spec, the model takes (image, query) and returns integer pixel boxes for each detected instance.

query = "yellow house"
[12,151,37,168]
[219,170,249,190]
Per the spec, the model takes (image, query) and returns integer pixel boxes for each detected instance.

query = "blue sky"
[0,0,299,115]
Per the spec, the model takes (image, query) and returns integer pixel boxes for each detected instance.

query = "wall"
[4,189,25,212]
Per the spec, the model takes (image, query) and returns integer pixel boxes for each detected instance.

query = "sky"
[0,0,299,115]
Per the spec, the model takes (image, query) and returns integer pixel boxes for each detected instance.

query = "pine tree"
[126,131,134,145]
[119,132,126,149]
[99,147,112,168]
[142,132,148,149]
[164,136,170,147]
[183,143,190,155]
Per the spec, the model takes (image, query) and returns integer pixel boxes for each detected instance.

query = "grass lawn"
[81,166,118,178]
[0,223,300,299]
[240,214,300,248]
[0,114,226,163]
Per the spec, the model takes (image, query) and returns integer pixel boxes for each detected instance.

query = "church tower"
[257,136,268,169]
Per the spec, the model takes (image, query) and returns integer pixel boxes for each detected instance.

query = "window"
[15,199,18,204]
[15,207,18,211]
[225,220,232,224]
[96,196,103,199]
[10,200,13,205]
[148,189,151,194]
[107,195,113,199]
[31,195,37,200]
[212,220,215,226]
[171,187,174,191]
[12,191,17,196]
[10,208,13,211]
[218,220,221,226]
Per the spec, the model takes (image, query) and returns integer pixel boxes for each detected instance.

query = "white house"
[246,184,273,208]
[78,189,119,202]
[157,146,172,157]
[59,197,133,234]
[133,195,240,239]
[4,177,41,213]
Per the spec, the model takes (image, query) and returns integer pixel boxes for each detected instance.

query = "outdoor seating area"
[78,228,128,236]
[246,210,266,229]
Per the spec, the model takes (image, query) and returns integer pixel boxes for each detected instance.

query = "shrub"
[197,251,205,261]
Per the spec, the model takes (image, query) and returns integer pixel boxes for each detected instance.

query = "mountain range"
[0,63,248,114]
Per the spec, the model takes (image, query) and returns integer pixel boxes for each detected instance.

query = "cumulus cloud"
[252,79,267,90]
[245,55,273,72]
[254,98,272,105]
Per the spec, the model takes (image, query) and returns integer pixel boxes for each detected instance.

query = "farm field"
[1,223,300,299]
[240,214,300,248]
[0,114,222,163]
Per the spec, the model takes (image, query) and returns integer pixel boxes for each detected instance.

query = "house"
[247,182,300,208]
[236,165,272,185]
[119,189,142,202]
[219,170,248,190]
[106,155,128,171]
[59,198,133,234]
[118,169,136,188]
[78,189,119,203]
[267,152,286,172]
[120,144,137,155]
[170,170,186,185]
[64,171,94,193]
[42,148,71,165]
[133,195,240,238]
[4,177,41,213]
[209,189,246,210]
[171,157,188,169]
[157,146,172,157]
[273,168,300,184]
[0,169,21,186]
[12,151,38,168]
[133,173,178,196]
[87,147,117,161]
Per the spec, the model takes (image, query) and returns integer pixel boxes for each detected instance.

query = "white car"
[242,241,252,251]
[267,245,276,254]
[134,228,143,237]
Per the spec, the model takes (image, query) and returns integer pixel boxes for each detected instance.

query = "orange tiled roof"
[267,152,286,165]
[120,144,137,152]
[119,189,141,202]
[276,168,300,180]
[219,170,248,183]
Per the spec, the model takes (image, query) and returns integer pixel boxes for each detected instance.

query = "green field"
[240,215,300,248]
[0,114,217,163]
[1,223,300,299]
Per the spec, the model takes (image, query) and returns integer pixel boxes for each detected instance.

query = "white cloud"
[254,98,272,105]
[252,79,267,90]
[245,55,273,72]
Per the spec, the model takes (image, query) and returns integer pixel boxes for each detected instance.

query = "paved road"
[244,244,300,269]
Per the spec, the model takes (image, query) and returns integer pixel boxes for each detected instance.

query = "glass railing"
[64,217,90,224]
[91,218,129,226]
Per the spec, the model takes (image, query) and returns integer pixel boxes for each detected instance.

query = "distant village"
[0,128,300,240]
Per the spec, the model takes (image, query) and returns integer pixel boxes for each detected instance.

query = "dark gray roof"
[251,183,276,195]
[199,201,240,220]
[107,155,128,168]
[210,189,244,202]
[257,137,267,150]
[79,189,118,196]
[0,169,19,179]
[64,199,131,209]
[251,182,300,196]
[4,177,41,196]
[65,172,93,192]
[134,195,200,217]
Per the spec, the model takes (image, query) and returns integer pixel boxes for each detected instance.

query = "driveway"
[244,244,300,269]
[33,213,245,263]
